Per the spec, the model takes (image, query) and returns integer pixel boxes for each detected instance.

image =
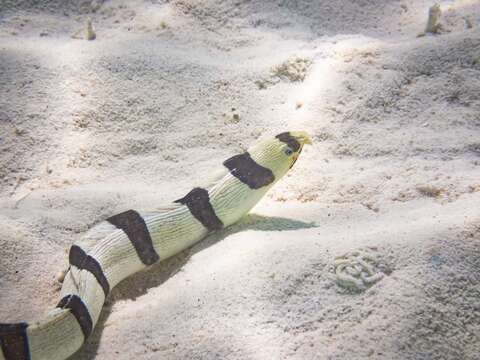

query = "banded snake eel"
[0,131,311,360]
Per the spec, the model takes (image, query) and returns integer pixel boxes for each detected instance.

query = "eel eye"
[284,147,293,156]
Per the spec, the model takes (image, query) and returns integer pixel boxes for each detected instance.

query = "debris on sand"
[71,18,97,40]
[159,21,168,30]
[425,4,442,34]
[332,247,389,292]
[416,185,443,198]
[56,270,66,284]
[86,18,96,40]
[418,3,443,37]
[255,56,312,89]
[272,57,312,82]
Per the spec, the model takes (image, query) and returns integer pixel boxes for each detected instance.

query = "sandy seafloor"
[1,0,480,359]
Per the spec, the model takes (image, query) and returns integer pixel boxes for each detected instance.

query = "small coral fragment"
[86,18,96,40]
[418,3,443,37]
[425,4,442,34]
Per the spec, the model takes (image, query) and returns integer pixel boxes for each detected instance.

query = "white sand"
[1,0,480,359]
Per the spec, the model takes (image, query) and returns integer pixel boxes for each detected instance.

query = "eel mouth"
[289,131,313,147]
[276,130,312,169]
[289,132,311,168]
[292,131,312,159]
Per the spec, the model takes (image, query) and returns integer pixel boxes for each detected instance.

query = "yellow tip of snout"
[290,131,313,145]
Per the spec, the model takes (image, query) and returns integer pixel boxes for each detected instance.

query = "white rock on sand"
[1,0,480,359]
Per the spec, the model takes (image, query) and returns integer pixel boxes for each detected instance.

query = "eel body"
[0,131,311,360]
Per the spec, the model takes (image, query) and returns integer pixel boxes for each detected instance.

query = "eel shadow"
[70,214,317,359]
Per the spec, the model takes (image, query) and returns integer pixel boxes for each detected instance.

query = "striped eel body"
[0,131,311,360]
